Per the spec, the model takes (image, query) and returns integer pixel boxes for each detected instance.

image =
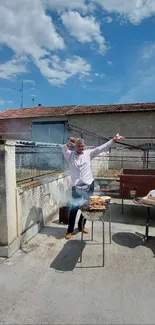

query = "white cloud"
[36,55,91,85]
[42,0,88,13]
[119,73,155,103]
[108,60,112,65]
[104,16,113,23]
[0,1,94,86]
[0,100,5,105]
[95,72,104,78]
[24,79,36,86]
[0,55,28,79]
[61,11,107,53]
[95,0,155,24]
[0,99,13,105]
[142,42,155,59]
[0,0,64,60]
[118,42,155,103]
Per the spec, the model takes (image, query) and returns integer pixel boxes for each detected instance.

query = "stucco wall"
[68,111,155,139]
[0,111,154,142]
[0,141,17,246]
[16,173,71,235]
[109,149,144,170]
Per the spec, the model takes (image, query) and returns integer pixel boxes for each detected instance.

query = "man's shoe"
[82,227,88,234]
[78,227,88,234]
[65,233,72,240]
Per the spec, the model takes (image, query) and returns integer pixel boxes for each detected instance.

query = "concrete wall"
[0,110,155,142]
[17,174,71,236]
[109,149,144,170]
[0,139,72,257]
[91,152,109,177]
[68,111,155,139]
[16,146,66,173]
[0,170,71,258]
[0,141,17,248]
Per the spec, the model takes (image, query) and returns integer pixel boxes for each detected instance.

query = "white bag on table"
[142,190,155,206]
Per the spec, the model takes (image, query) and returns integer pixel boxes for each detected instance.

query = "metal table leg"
[121,198,124,214]
[136,206,151,244]
[109,205,112,244]
[144,207,150,243]
[102,219,104,267]
[91,222,94,241]
[80,218,85,263]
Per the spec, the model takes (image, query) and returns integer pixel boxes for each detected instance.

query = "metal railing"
[16,142,67,183]
[15,140,155,183]
[91,154,155,179]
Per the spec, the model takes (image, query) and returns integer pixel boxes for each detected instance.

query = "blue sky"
[0,0,155,110]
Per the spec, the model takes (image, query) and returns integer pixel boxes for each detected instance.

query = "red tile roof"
[66,102,155,115]
[0,105,76,119]
[0,102,155,119]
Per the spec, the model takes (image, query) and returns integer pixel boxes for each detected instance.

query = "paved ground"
[1,199,155,324]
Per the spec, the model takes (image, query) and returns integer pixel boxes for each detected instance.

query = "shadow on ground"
[112,232,142,248]
[103,203,155,227]
[112,232,155,257]
[41,220,80,239]
[50,240,86,272]
[41,225,66,240]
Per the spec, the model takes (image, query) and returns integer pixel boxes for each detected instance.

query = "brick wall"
[0,119,32,140]
[0,116,68,141]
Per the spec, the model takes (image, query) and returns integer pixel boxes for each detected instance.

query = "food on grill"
[89,196,100,199]
[89,205,106,210]
[100,196,111,202]
[81,196,109,211]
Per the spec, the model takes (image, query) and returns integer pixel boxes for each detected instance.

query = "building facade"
[0,103,154,144]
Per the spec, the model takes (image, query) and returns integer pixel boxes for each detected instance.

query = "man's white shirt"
[60,140,113,186]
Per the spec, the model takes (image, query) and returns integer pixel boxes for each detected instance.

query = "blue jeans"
[67,181,94,233]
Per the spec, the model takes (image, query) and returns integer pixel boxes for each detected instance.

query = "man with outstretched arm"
[61,134,125,240]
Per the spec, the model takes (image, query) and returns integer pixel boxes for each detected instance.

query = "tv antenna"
[31,93,36,108]
[12,80,24,108]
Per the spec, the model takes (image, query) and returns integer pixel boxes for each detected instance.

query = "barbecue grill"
[79,201,111,267]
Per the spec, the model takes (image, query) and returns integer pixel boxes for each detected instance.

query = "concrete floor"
[1,199,155,324]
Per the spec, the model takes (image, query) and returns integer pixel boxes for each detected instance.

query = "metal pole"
[21,80,23,108]
[32,98,35,108]
[146,150,149,169]
[80,218,85,264]
[142,150,146,169]
[91,222,94,241]
[121,156,124,169]
[109,205,112,244]
[102,220,104,267]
